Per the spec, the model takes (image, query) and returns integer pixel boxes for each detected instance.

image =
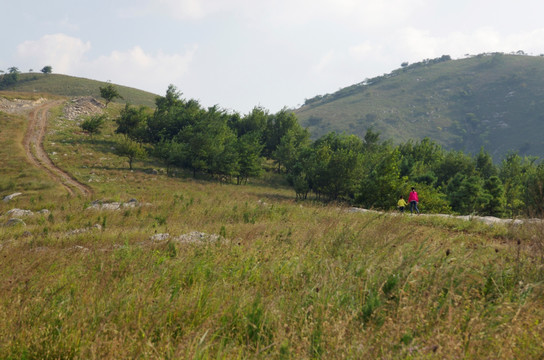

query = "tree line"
[100,85,544,218]
[111,85,308,185]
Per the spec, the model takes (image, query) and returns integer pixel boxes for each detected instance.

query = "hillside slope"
[1,73,158,107]
[1,95,544,358]
[296,53,544,160]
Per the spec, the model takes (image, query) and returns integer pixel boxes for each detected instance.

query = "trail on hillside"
[21,100,93,197]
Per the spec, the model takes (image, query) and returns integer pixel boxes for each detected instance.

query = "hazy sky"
[3,0,544,113]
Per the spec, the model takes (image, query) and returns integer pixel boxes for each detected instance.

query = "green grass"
[1,95,544,359]
[3,73,158,107]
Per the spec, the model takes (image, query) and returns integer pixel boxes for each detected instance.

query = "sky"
[3,0,544,114]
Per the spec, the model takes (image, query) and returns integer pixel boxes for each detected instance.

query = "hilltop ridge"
[0,72,158,107]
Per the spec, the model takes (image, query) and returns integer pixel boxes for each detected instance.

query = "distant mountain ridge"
[295,53,544,160]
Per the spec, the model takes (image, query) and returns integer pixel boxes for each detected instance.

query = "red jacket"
[408,191,419,202]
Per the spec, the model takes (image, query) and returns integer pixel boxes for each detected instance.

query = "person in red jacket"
[408,187,420,214]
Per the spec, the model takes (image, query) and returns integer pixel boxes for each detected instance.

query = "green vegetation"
[80,114,107,139]
[296,53,544,160]
[41,65,53,74]
[100,83,123,107]
[101,86,543,218]
[2,71,544,358]
[1,95,544,358]
[0,72,157,107]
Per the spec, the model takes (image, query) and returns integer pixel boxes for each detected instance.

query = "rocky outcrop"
[63,97,105,121]
[149,231,222,244]
[86,199,140,210]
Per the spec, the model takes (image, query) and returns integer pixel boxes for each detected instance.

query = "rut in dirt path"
[22,100,92,197]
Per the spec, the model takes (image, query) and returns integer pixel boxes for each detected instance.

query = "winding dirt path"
[22,100,92,197]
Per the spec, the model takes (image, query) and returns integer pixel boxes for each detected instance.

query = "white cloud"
[312,50,335,74]
[123,0,228,20]
[348,42,376,59]
[126,0,425,29]
[15,34,196,96]
[86,45,196,94]
[395,26,544,61]
[16,34,91,73]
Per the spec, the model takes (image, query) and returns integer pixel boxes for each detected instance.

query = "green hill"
[295,53,544,160]
[1,72,158,107]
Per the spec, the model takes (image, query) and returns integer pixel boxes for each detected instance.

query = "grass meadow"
[1,97,544,359]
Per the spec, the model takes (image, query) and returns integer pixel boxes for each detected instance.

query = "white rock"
[150,233,170,242]
[2,193,22,202]
[6,208,33,217]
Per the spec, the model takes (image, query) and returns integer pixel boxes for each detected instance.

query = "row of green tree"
[105,85,544,218]
[111,85,308,185]
[281,131,544,218]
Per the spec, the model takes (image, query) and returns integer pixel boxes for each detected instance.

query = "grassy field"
[1,96,544,359]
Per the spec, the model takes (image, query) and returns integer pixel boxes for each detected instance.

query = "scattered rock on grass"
[174,231,222,244]
[6,209,33,217]
[5,218,26,227]
[2,193,22,202]
[67,224,102,236]
[150,233,170,242]
[86,198,141,211]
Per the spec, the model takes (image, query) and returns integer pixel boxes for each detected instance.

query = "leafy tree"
[304,133,365,201]
[447,175,490,214]
[435,151,474,188]
[115,104,149,141]
[230,107,268,139]
[499,152,531,217]
[481,176,506,217]
[236,132,264,184]
[263,109,308,158]
[398,137,443,178]
[0,67,20,88]
[362,128,381,152]
[80,114,107,139]
[288,146,316,200]
[147,86,203,143]
[99,83,123,107]
[115,137,146,170]
[523,163,544,217]
[357,148,403,209]
[41,65,52,74]
[475,147,497,178]
[153,140,185,176]
[155,84,183,114]
[174,106,239,179]
[273,129,301,174]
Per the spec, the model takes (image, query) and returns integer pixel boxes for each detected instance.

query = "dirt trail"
[21,100,93,197]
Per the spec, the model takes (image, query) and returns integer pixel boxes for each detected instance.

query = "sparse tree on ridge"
[41,65,52,74]
[0,67,21,88]
[99,83,123,107]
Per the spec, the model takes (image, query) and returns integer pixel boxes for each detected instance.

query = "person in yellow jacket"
[397,195,408,213]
